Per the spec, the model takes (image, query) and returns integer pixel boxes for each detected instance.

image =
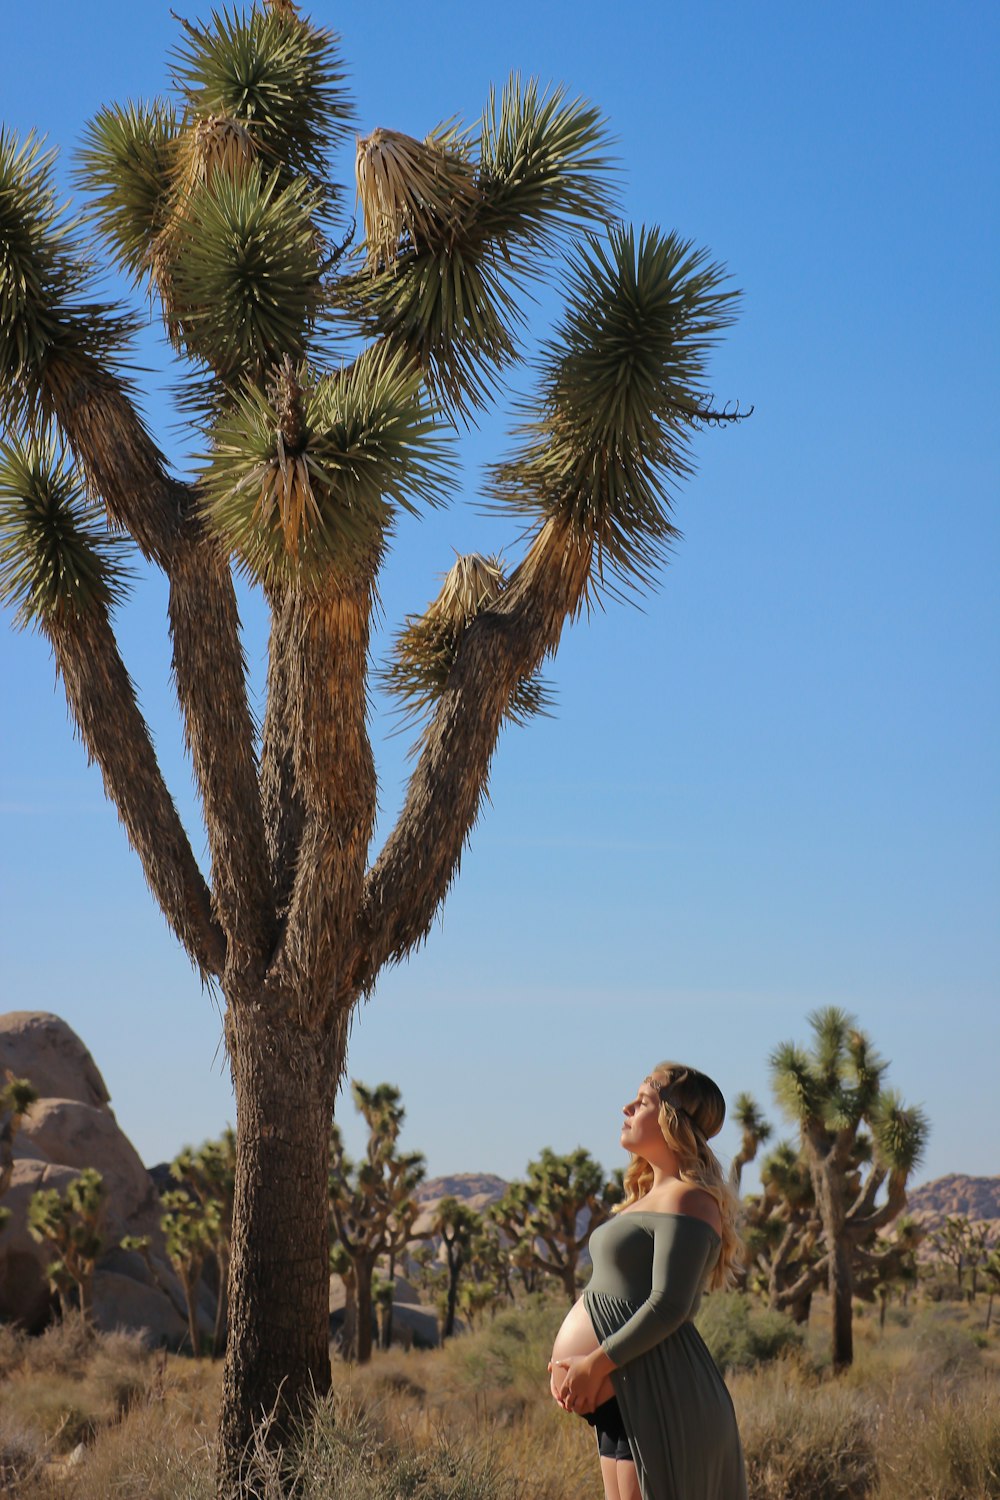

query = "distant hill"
[906,1174,1000,1233]
[414,1173,508,1209]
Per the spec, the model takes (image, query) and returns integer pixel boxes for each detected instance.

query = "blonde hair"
[614,1061,743,1290]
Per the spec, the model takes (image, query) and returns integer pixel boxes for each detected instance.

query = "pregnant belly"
[550,1297,615,1409]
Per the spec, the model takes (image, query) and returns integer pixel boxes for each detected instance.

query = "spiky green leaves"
[383,552,553,731]
[0,130,135,430]
[165,167,322,383]
[0,437,130,628]
[75,102,178,282]
[870,1092,929,1177]
[490,225,741,594]
[200,347,453,587]
[478,77,618,259]
[340,78,617,414]
[172,6,353,194]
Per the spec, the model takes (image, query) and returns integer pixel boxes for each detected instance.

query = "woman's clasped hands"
[547,1349,613,1414]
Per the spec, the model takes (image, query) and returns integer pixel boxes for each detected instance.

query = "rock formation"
[906,1173,1000,1238]
[0,1011,207,1343]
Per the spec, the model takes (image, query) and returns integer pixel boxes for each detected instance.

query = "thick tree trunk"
[217,1004,342,1498]
[830,1235,854,1369]
[213,1248,229,1359]
[354,1255,375,1365]
[183,1269,202,1357]
[444,1251,460,1339]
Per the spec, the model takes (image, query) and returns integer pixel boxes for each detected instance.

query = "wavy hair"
[614,1061,743,1290]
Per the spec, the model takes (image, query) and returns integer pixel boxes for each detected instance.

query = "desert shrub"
[911,1310,984,1381]
[455,1297,561,1393]
[697,1292,804,1371]
[1,1372,104,1453]
[874,1386,1000,1500]
[239,1391,524,1499]
[733,1367,876,1500]
[0,1412,44,1493]
[0,1324,25,1381]
[20,1316,94,1378]
[89,1329,158,1417]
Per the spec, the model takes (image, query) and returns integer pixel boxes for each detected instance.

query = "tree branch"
[260,588,306,923]
[46,354,274,973]
[345,517,590,997]
[167,532,274,971]
[845,1173,908,1240]
[268,573,378,1017]
[47,607,225,978]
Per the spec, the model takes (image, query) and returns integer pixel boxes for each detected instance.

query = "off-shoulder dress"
[583,1211,747,1500]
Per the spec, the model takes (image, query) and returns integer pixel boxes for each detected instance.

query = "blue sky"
[2,1,998,1192]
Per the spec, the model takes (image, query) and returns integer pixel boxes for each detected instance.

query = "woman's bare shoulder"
[648,1181,723,1235]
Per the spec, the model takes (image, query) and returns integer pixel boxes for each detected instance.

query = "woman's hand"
[547,1358,570,1407]
[549,1349,614,1415]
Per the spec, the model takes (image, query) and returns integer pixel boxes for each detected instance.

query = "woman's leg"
[615,1458,642,1500]
[599,1456,622,1500]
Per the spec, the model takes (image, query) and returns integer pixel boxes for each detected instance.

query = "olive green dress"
[583,1211,747,1500]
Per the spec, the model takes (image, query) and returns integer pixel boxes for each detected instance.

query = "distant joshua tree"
[428,1195,483,1339]
[0,1,742,1486]
[328,1082,424,1362]
[0,1074,37,1235]
[170,1129,237,1356]
[27,1167,105,1321]
[728,1091,773,1190]
[770,1007,928,1368]
[493,1148,619,1303]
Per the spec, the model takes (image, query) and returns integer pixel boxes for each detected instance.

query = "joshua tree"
[429,1195,483,1339]
[328,1082,425,1362]
[856,1215,923,1332]
[468,1215,513,1306]
[171,1129,237,1355]
[0,2,742,1486]
[493,1147,619,1303]
[930,1214,994,1301]
[739,1138,822,1321]
[729,1092,773,1189]
[27,1167,105,1320]
[983,1248,1000,1331]
[770,1007,928,1369]
[0,1074,38,1234]
[161,1188,220,1356]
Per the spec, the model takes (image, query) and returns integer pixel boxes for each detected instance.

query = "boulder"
[17,1098,161,1238]
[0,1160,83,1328]
[0,1011,210,1344]
[0,1012,110,1109]
[328,1271,439,1350]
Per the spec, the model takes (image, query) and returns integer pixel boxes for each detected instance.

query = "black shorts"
[584,1395,634,1463]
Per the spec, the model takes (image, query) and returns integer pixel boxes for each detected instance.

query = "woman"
[548,1062,747,1500]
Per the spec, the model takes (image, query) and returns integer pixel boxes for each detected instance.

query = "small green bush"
[697,1292,804,1371]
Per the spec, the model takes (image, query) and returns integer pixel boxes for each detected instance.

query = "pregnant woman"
[549,1062,747,1500]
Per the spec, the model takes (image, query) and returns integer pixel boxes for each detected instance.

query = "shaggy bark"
[217,1005,344,1498]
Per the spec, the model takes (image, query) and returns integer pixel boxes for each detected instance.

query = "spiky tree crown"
[1,3,745,1040]
[770,1008,927,1178]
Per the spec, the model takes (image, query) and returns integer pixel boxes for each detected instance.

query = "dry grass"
[0,1296,996,1498]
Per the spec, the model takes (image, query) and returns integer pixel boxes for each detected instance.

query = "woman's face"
[620,1080,665,1155]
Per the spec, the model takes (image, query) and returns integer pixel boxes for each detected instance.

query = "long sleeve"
[598,1216,719,1367]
